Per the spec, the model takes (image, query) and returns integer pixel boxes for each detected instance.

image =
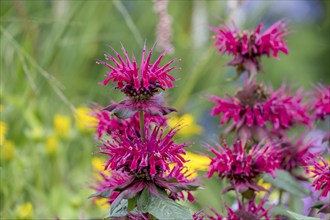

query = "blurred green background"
[0,0,329,219]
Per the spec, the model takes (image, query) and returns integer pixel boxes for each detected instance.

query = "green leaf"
[88,189,112,199]
[148,194,193,220]
[137,187,193,220]
[268,205,290,216]
[263,170,309,197]
[286,210,321,220]
[127,196,138,212]
[113,108,136,119]
[105,199,128,219]
[137,187,151,213]
[310,201,324,209]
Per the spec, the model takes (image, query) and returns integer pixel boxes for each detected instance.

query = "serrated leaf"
[287,210,321,220]
[263,170,309,197]
[105,199,128,219]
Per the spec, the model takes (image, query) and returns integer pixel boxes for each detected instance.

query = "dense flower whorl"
[209,83,311,131]
[194,196,273,220]
[97,44,179,99]
[304,154,330,197]
[101,125,187,177]
[207,140,282,192]
[211,20,288,73]
[312,85,330,120]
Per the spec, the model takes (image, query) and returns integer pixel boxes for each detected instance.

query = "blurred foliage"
[0,0,329,219]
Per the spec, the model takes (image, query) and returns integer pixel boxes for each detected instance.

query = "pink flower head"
[207,140,282,193]
[209,82,311,132]
[211,20,288,74]
[194,196,273,220]
[312,85,330,120]
[97,43,179,98]
[102,124,187,178]
[91,106,166,139]
[304,154,330,197]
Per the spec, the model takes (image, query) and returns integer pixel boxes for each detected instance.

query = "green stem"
[278,189,283,205]
[139,111,145,142]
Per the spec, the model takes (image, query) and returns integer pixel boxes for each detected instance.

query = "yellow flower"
[183,151,210,178]
[1,140,15,160]
[257,179,271,196]
[94,197,110,210]
[53,114,71,138]
[92,157,106,172]
[92,157,110,180]
[17,202,33,219]
[74,107,97,132]
[256,179,279,203]
[0,121,7,145]
[168,114,202,137]
[45,135,59,155]
[169,151,210,179]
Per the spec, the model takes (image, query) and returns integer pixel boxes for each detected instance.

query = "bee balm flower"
[211,20,288,75]
[207,140,282,193]
[101,124,187,177]
[97,44,179,118]
[209,82,310,134]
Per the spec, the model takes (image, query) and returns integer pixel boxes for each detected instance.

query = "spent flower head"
[211,20,288,75]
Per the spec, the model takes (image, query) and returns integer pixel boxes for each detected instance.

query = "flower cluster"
[97,44,179,119]
[211,20,288,74]
[203,18,330,220]
[91,44,199,219]
[101,125,187,177]
[98,44,178,94]
[208,140,282,193]
[209,82,310,134]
